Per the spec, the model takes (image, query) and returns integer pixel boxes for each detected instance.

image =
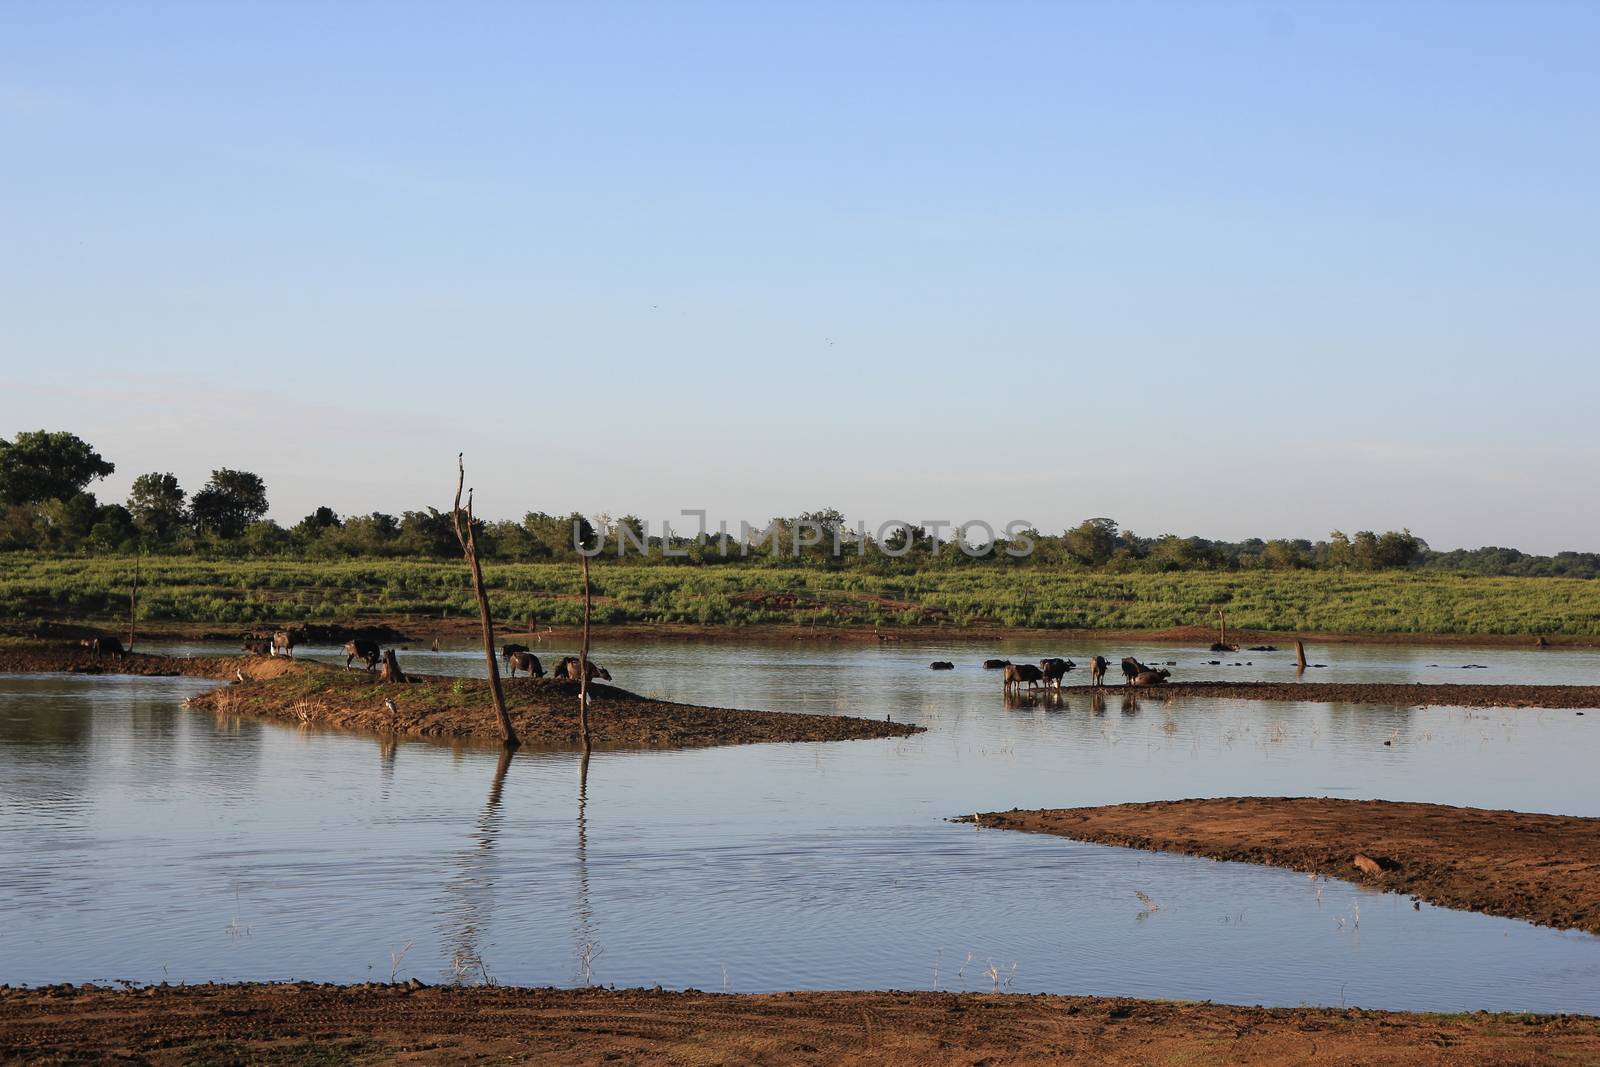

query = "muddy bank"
[1044,679,1600,709]
[962,798,1600,934]
[184,661,919,749]
[1,984,1595,1066]
[0,647,280,680]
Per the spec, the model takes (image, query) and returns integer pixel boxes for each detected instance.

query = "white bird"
[235,670,245,684]
[384,698,398,716]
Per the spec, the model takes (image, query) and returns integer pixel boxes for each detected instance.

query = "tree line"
[3,430,1597,578]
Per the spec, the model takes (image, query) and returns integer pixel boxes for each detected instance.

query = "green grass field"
[2,554,1599,635]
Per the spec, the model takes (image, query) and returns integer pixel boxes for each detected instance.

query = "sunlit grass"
[2,554,1597,635]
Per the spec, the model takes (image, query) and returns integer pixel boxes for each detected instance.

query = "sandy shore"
[2,983,1597,1066]
[962,797,1600,934]
[1039,679,1600,709]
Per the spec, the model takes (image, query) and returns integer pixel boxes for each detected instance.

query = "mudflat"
[964,797,1600,933]
[3,984,1598,1066]
[1046,679,1600,708]
[184,662,920,748]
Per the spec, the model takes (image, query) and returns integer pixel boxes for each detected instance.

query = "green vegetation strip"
[4,555,1600,634]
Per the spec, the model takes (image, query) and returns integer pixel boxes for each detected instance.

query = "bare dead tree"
[451,454,519,749]
[577,532,594,750]
[1295,639,1308,670]
[127,552,141,653]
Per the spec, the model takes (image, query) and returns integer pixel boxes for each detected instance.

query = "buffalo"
[241,638,272,655]
[501,643,530,668]
[1002,660,1044,692]
[79,636,125,658]
[1131,668,1171,687]
[270,630,301,658]
[982,659,1008,670]
[508,651,545,678]
[1089,655,1108,687]
[555,656,611,682]
[343,638,381,671]
[1120,657,1148,685]
[1038,657,1075,688]
[929,661,955,670]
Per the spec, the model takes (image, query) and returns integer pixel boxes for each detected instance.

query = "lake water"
[2,637,1597,1013]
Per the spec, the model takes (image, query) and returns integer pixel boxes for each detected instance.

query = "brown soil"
[1050,679,1600,709]
[963,798,1600,934]
[185,661,920,749]
[3,984,1597,1066]
[0,648,290,680]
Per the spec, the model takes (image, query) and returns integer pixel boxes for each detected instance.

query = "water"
[2,639,1597,1012]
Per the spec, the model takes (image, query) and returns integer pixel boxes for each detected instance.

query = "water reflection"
[573,749,599,985]
[2,647,1599,1012]
[440,747,513,984]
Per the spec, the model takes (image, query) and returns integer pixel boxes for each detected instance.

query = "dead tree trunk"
[452,454,519,749]
[1217,608,1227,649]
[127,553,141,653]
[578,551,592,750]
[380,648,407,684]
[1295,639,1308,670]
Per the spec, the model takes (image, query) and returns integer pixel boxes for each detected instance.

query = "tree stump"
[380,649,407,684]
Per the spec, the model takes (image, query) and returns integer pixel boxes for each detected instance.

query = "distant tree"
[1325,530,1354,569]
[127,473,187,545]
[0,430,115,506]
[241,520,292,555]
[292,507,342,541]
[88,503,138,552]
[190,469,268,538]
[1260,539,1312,570]
[1064,518,1119,566]
[399,508,464,557]
[1351,530,1381,570]
[1375,529,1421,569]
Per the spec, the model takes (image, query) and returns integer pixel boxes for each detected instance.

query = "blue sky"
[2,2,1596,551]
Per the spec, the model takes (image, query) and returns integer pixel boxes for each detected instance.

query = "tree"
[1064,518,1119,566]
[88,504,137,552]
[127,473,187,545]
[0,430,114,506]
[190,469,268,538]
[451,454,518,749]
[291,507,341,541]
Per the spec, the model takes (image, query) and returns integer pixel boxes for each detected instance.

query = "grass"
[3,553,1600,635]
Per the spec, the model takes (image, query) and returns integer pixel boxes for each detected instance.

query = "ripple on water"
[1,643,1597,1011]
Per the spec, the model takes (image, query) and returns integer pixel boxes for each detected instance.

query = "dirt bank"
[184,661,919,749]
[1046,679,1600,709]
[2,984,1596,1066]
[962,798,1600,934]
[0,647,285,680]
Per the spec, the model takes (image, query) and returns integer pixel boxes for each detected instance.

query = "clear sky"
[2,2,1596,552]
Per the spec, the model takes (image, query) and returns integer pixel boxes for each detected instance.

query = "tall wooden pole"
[578,551,592,750]
[452,454,519,749]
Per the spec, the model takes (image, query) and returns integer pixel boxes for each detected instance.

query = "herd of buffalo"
[231,629,613,683]
[971,655,1172,691]
[74,628,1170,698]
